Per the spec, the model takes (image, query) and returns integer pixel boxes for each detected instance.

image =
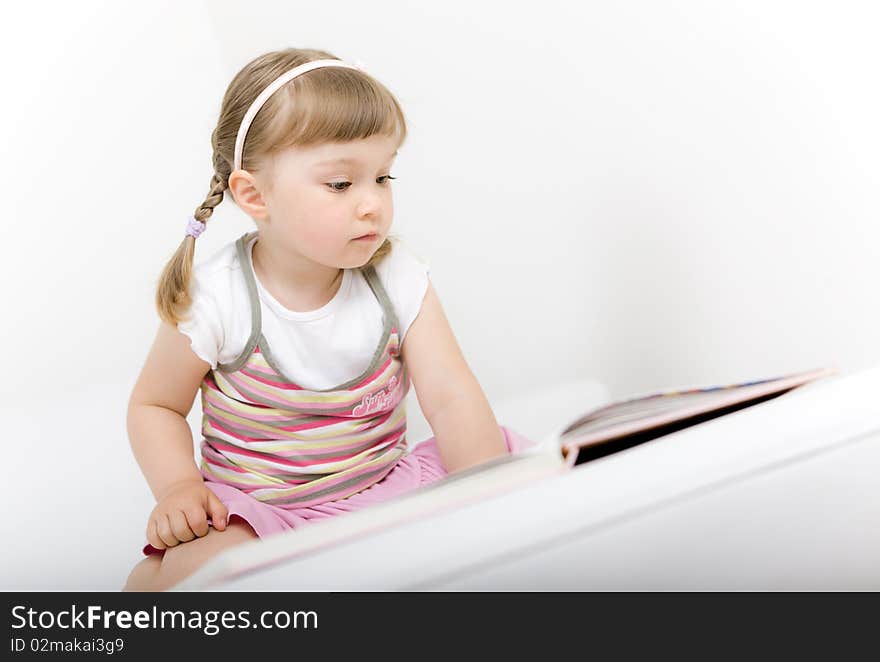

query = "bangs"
[251,66,405,160]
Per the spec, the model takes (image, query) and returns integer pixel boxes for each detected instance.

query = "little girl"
[123,48,533,591]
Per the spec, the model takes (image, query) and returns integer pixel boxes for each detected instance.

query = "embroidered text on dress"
[352,375,399,416]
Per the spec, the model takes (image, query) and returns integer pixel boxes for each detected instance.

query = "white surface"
[197,363,880,591]
[440,428,880,590]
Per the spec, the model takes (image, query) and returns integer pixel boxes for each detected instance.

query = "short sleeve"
[377,237,431,347]
[176,267,224,369]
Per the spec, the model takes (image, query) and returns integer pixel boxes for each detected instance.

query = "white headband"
[233,58,367,172]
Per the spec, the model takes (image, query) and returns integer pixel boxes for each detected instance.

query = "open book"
[173,365,837,590]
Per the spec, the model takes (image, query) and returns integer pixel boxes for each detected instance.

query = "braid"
[193,156,230,224]
[156,157,231,326]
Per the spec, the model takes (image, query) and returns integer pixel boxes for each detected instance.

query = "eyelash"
[326,175,397,193]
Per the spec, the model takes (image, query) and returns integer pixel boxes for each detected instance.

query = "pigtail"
[155,153,230,327]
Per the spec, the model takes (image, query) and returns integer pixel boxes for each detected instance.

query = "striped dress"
[197,231,410,508]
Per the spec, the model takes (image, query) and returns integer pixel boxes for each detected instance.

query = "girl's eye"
[326,175,397,192]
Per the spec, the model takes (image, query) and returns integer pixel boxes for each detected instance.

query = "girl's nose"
[357,193,384,217]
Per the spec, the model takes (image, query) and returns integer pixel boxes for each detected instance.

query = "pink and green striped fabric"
[197,231,410,508]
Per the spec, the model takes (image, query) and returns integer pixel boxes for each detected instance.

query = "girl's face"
[257,134,400,269]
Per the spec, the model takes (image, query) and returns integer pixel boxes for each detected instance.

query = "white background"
[1,0,877,590]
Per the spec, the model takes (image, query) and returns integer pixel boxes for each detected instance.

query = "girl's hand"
[146,479,229,550]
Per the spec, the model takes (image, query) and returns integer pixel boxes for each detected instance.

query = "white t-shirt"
[179,233,430,391]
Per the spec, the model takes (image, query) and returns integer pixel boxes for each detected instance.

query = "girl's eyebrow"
[314,150,398,167]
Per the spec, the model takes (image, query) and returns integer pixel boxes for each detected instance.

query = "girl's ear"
[228,169,270,220]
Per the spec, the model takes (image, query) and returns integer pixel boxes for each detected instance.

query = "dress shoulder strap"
[216,231,262,372]
[360,262,401,338]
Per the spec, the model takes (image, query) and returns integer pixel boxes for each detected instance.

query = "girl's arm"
[401,281,507,474]
[127,321,212,501]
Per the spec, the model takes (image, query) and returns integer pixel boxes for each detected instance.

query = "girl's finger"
[206,492,229,531]
[146,517,166,550]
[168,509,196,544]
[155,513,179,548]
[183,505,210,538]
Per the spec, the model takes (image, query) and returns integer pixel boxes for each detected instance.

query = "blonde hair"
[156,47,408,326]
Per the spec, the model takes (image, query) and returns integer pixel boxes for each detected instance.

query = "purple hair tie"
[186,215,206,239]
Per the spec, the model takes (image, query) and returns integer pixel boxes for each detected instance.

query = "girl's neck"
[251,236,344,313]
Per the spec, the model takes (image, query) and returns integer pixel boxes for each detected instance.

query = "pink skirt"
[142,424,534,556]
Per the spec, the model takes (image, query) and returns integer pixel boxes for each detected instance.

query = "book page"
[562,389,762,437]
[559,368,836,443]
